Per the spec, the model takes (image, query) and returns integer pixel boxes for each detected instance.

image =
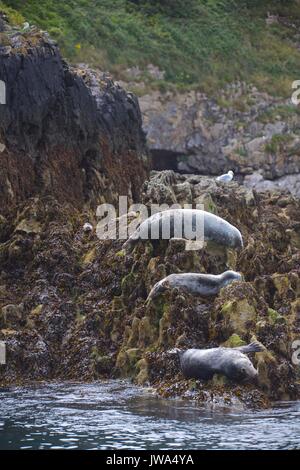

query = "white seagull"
[22,22,30,31]
[216,170,234,183]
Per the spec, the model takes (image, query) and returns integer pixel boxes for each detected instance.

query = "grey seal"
[122,209,243,253]
[171,341,265,382]
[147,270,242,301]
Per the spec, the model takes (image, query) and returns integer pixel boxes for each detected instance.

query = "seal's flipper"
[167,348,182,355]
[236,341,266,354]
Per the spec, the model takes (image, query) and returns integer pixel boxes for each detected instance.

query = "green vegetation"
[265,133,293,154]
[258,104,300,124]
[2,0,300,96]
[0,1,23,25]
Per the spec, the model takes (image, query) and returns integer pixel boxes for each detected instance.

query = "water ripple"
[0,381,299,450]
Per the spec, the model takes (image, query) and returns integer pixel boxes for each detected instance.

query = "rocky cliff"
[0,16,148,215]
[0,171,299,409]
[1,16,300,411]
[121,74,300,198]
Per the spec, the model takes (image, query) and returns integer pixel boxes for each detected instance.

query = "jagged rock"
[137,85,300,196]
[0,20,149,214]
[244,172,300,199]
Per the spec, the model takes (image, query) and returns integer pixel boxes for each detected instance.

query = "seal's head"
[231,227,244,249]
[228,353,258,382]
[221,270,243,287]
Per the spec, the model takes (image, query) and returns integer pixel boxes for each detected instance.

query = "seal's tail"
[236,341,266,354]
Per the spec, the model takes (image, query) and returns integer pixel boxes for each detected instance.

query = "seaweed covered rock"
[0,16,148,214]
[0,171,299,408]
[2,8,299,410]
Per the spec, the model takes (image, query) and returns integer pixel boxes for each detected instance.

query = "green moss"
[136,358,149,385]
[211,373,231,387]
[81,247,97,265]
[267,308,286,325]
[236,146,248,158]
[223,333,246,348]
[31,304,43,316]
[265,134,293,154]
[115,250,125,258]
[116,347,142,377]
[220,298,257,336]
[258,104,300,124]
[0,1,24,25]
[196,193,217,214]
[121,271,137,296]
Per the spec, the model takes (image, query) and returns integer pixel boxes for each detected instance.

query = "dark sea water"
[0,380,299,450]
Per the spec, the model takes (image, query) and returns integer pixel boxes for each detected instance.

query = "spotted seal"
[147,270,242,301]
[122,209,243,253]
[171,341,265,382]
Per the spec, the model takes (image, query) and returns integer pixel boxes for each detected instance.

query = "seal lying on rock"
[147,270,242,301]
[171,341,265,382]
[122,209,243,253]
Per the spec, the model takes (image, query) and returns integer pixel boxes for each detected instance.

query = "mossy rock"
[205,240,227,258]
[256,351,277,392]
[195,193,217,214]
[267,308,286,325]
[15,218,42,235]
[110,309,127,344]
[115,249,125,258]
[136,358,149,385]
[158,305,171,347]
[127,348,142,366]
[289,299,300,330]
[31,304,43,316]
[121,271,138,297]
[211,373,230,386]
[138,316,157,348]
[220,298,257,336]
[27,304,43,328]
[225,248,238,270]
[286,228,300,250]
[81,247,97,265]
[127,316,140,347]
[272,274,290,297]
[116,347,142,377]
[222,333,246,348]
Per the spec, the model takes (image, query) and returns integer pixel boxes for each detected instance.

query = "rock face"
[244,172,300,199]
[137,83,300,196]
[0,19,148,215]
[1,171,299,409]
[1,17,300,410]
